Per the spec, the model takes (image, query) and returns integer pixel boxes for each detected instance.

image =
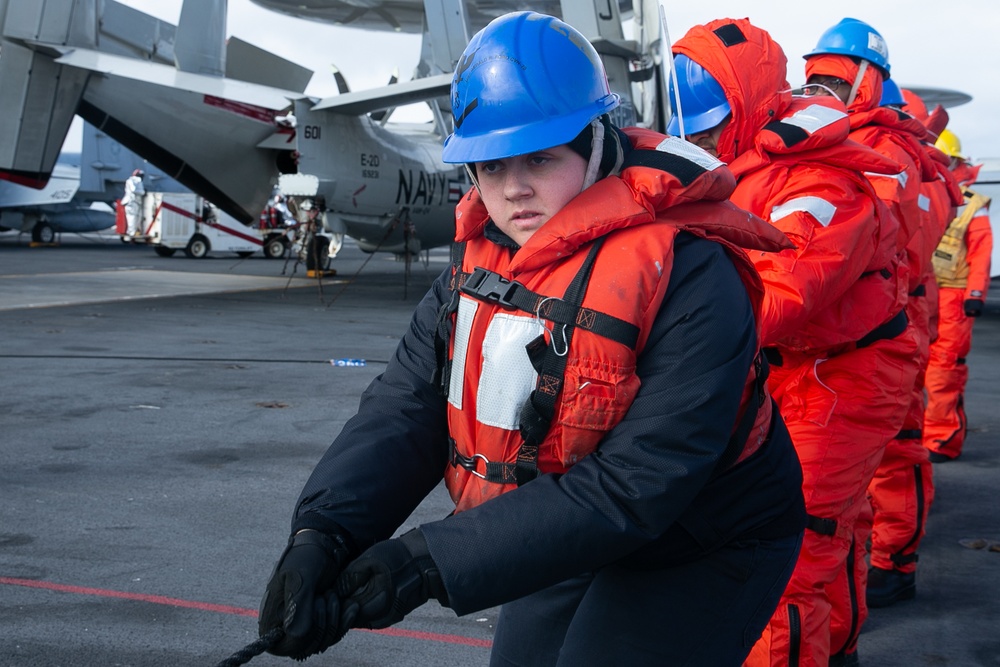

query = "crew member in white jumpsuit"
[121,169,145,240]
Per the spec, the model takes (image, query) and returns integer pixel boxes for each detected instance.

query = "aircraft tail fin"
[227,37,313,93]
[175,0,226,75]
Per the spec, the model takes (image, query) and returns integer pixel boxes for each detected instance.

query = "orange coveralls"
[924,179,993,459]
[804,53,942,654]
[674,19,917,667]
[867,137,962,579]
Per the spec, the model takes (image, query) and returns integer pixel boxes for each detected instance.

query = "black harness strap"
[856,309,908,348]
[807,514,838,536]
[459,265,639,348]
[432,242,467,397]
[515,239,606,485]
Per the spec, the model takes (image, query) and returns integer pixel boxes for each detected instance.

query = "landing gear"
[304,235,331,272]
[32,221,56,244]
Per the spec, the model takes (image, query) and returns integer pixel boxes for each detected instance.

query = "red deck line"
[0,576,492,649]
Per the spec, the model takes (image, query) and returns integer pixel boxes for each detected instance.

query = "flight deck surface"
[1,230,998,666]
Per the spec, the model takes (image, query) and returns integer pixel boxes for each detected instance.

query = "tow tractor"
[118,192,291,259]
[116,180,344,275]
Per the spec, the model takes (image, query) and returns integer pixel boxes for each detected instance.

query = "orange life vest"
[439,130,791,512]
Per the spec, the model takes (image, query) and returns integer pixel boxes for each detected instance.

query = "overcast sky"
[103,1,1000,161]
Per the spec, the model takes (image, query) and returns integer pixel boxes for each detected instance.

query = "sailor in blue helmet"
[879,77,906,108]
[256,11,805,665]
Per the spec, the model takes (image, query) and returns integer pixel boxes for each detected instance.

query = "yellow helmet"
[935,128,966,160]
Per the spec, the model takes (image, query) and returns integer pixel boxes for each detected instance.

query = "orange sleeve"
[866,133,923,251]
[964,209,993,299]
[739,167,888,345]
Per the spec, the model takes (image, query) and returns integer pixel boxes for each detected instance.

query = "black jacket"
[292,232,805,615]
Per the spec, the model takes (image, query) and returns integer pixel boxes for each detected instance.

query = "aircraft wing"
[0,0,311,224]
[310,73,452,114]
[51,46,304,110]
[249,0,632,35]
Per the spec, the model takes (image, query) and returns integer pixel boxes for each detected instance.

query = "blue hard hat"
[665,54,731,136]
[805,17,890,77]
[880,78,905,107]
[441,11,619,164]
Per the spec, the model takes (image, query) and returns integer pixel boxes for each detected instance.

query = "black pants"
[489,534,802,667]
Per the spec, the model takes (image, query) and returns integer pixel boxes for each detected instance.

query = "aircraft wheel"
[184,234,210,259]
[154,246,176,257]
[305,236,331,271]
[263,236,287,259]
[32,221,56,244]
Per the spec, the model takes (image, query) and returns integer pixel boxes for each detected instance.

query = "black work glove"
[258,529,351,660]
[337,529,448,630]
[964,299,984,317]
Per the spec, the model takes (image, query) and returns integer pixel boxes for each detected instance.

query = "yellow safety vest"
[933,186,991,288]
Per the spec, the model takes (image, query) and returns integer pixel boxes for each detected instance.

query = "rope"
[214,628,283,667]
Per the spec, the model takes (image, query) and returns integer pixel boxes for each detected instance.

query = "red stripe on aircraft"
[204,95,278,124]
[0,576,493,648]
[0,170,50,189]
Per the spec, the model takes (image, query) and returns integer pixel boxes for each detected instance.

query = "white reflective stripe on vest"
[476,312,544,430]
[770,196,837,227]
[783,103,845,134]
[448,296,479,411]
[864,170,908,188]
[918,193,930,211]
[449,297,546,430]
[654,135,726,171]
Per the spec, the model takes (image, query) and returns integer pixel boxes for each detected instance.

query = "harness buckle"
[453,451,490,480]
[461,267,521,308]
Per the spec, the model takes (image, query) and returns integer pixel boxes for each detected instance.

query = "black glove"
[964,299,984,317]
[258,529,351,660]
[337,529,448,630]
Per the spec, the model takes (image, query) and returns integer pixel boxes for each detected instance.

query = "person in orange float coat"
[924,128,993,461]
[863,87,966,612]
[801,21,942,645]
[669,17,918,667]
[900,90,965,342]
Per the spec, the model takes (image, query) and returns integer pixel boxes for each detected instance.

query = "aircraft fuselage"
[293,101,465,253]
